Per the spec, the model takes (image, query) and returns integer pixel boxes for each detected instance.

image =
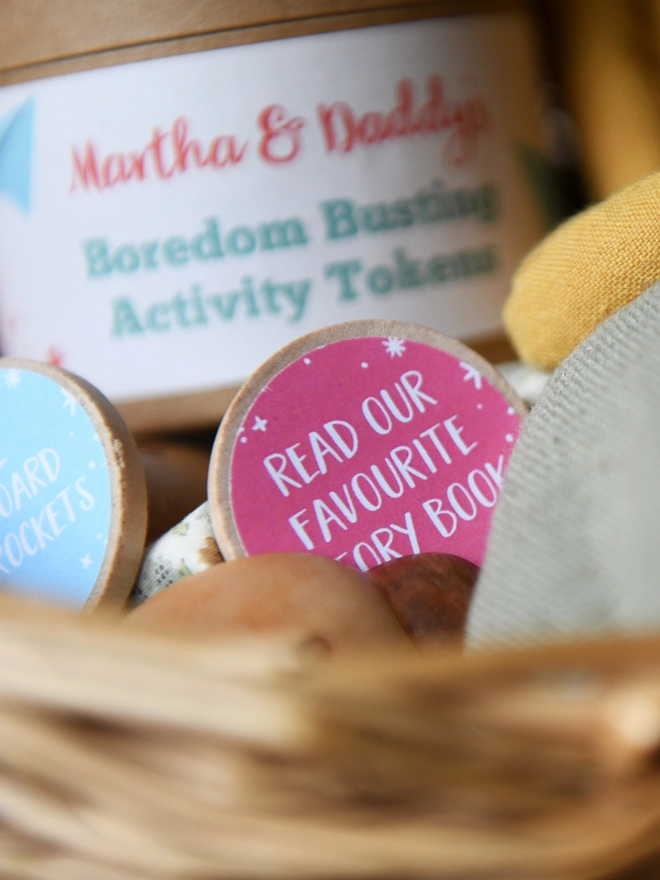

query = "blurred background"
[533,0,660,206]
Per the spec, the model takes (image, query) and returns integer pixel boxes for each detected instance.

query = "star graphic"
[383,337,406,357]
[4,369,20,389]
[61,388,77,415]
[252,415,268,432]
[459,361,483,390]
[80,555,92,569]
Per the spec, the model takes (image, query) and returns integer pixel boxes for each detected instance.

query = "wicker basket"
[0,593,659,880]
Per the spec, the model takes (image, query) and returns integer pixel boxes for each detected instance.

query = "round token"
[367,552,480,644]
[0,358,147,610]
[209,321,526,571]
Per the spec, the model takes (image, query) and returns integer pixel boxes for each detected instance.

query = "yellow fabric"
[504,170,660,370]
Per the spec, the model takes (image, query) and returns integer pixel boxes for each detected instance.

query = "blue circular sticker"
[0,367,112,608]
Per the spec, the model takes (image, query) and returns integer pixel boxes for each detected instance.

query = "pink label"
[229,336,520,569]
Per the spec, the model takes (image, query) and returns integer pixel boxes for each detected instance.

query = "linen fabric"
[504,170,660,370]
[468,282,660,647]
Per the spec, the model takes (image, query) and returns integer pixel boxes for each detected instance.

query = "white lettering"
[444,416,477,456]
[288,509,314,549]
[264,453,302,497]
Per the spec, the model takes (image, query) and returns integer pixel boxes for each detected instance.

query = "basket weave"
[0,593,659,880]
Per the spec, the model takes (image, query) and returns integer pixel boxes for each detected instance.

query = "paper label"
[0,367,111,607]
[228,336,521,569]
[0,15,545,403]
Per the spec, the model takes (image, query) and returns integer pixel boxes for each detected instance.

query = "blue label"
[0,367,112,608]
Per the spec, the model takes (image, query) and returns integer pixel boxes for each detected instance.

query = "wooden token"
[368,552,479,644]
[124,553,408,654]
[208,320,527,571]
[0,358,147,610]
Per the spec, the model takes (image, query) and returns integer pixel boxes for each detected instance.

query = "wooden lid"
[1,0,527,80]
[0,357,147,611]
[208,320,527,568]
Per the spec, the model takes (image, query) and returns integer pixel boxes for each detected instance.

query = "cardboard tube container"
[0,0,547,432]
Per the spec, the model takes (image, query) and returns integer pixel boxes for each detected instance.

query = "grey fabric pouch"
[467,282,660,648]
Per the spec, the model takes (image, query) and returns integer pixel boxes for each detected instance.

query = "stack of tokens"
[129,319,527,647]
[0,320,527,649]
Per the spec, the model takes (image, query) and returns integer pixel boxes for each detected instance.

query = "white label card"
[0,14,546,404]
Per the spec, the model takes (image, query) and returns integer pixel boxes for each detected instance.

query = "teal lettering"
[84,214,308,279]
[319,181,500,244]
[324,260,362,300]
[478,184,498,223]
[141,241,159,269]
[171,289,208,327]
[113,245,140,273]
[366,266,394,295]
[191,218,223,260]
[480,245,498,271]
[282,280,310,322]
[360,204,392,233]
[259,218,308,250]
[112,298,144,335]
[189,286,208,324]
[427,255,448,282]
[84,239,112,277]
[394,248,423,288]
[163,237,189,266]
[389,200,414,228]
[109,277,312,336]
[225,227,256,255]
[321,199,358,240]
[261,279,310,321]
[112,244,140,273]
[261,279,281,314]
[360,245,498,300]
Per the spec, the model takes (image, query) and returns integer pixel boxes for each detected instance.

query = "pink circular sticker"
[214,332,523,570]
